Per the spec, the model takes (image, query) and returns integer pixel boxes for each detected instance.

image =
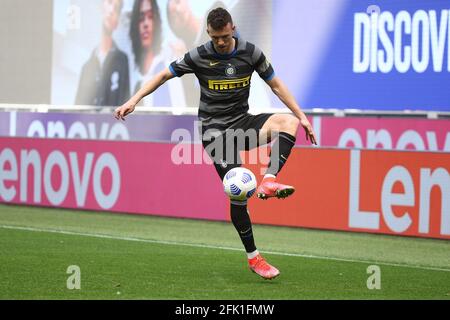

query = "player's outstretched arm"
[114,67,175,121]
[265,76,317,145]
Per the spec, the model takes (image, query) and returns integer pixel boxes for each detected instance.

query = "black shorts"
[201,113,274,180]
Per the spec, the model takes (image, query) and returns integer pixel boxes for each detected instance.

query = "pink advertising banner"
[0,137,227,221]
[309,117,450,152]
[2,112,449,153]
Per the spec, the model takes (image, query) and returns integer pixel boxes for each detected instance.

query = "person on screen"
[115,8,317,280]
[130,0,176,107]
[75,0,130,107]
[167,0,225,52]
[166,0,226,108]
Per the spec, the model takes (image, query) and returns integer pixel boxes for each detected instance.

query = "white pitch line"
[1,224,449,273]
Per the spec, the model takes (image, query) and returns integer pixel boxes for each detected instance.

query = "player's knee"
[281,115,299,132]
[290,115,300,129]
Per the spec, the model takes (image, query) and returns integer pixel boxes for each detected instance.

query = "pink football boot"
[248,254,280,280]
[256,176,295,200]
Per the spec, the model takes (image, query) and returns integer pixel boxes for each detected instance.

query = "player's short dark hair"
[207,7,233,30]
[129,0,162,72]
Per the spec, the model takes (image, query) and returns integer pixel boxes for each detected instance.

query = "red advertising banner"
[246,148,450,239]
[1,137,449,239]
[0,137,227,221]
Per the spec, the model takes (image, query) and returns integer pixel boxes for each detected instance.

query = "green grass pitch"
[0,204,449,299]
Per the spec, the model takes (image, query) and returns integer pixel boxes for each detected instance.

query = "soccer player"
[115,8,317,280]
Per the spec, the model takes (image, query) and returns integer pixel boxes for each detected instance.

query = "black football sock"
[230,201,257,253]
[266,132,296,176]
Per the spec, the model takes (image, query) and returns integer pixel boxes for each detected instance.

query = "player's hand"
[300,117,317,145]
[114,101,136,121]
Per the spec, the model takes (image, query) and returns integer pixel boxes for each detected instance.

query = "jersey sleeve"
[252,46,275,81]
[169,49,196,77]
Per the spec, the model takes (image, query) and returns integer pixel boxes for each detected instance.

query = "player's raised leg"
[257,114,299,199]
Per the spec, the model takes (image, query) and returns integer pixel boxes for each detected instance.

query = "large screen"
[52,0,450,111]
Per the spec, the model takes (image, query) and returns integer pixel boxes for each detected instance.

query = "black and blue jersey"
[170,37,274,129]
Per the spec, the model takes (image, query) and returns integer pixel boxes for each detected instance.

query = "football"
[222,167,257,201]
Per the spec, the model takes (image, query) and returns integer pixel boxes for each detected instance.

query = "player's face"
[207,22,235,54]
[102,0,121,35]
[139,0,154,49]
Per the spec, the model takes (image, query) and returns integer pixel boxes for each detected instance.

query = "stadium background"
[0,0,449,300]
